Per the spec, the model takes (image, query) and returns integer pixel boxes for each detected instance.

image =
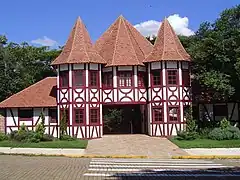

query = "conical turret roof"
[95,15,153,67]
[51,17,106,65]
[144,18,191,62]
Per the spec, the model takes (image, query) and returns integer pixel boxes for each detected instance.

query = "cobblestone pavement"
[0,155,240,180]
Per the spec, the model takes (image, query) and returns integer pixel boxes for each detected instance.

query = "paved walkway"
[85,134,188,158]
[185,148,240,156]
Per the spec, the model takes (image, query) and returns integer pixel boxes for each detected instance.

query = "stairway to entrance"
[85,134,188,158]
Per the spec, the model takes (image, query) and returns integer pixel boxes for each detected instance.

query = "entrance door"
[103,105,144,134]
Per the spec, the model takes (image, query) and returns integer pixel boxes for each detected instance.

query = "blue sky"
[1,0,239,48]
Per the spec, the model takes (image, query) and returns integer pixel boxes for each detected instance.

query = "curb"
[0,153,147,159]
[172,155,240,159]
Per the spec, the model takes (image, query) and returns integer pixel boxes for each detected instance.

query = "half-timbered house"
[0,16,239,139]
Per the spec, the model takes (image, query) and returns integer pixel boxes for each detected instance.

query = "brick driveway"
[0,155,90,180]
[1,155,240,180]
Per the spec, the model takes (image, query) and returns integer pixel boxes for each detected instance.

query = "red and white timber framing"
[148,61,191,137]
[57,63,102,139]
[102,66,147,104]
[5,108,58,136]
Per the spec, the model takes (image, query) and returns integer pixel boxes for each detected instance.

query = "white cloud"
[31,36,58,47]
[134,14,195,37]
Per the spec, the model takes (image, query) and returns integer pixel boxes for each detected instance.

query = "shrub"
[220,118,230,129]
[9,130,18,140]
[36,111,46,139]
[42,134,54,141]
[60,134,76,141]
[176,130,198,140]
[198,127,213,139]
[208,126,240,140]
[0,133,8,141]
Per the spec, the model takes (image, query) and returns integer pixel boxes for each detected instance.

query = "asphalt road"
[0,155,239,180]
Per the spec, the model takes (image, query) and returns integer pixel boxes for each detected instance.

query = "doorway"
[103,104,146,134]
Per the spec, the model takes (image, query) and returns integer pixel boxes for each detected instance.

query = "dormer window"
[118,72,132,87]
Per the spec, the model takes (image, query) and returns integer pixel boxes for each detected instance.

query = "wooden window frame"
[89,108,100,125]
[73,108,85,125]
[167,70,178,86]
[138,72,145,88]
[151,70,162,87]
[103,72,113,88]
[18,108,33,121]
[73,70,85,88]
[118,71,133,87]
[59,71,69,88]
[89,70,99,87]
[152,107,163,123]
[168,106,179,122]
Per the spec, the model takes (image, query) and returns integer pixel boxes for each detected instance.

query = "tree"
[0,36,61,101]
[146,5,240,102]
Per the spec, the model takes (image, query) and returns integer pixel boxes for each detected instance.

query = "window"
[153,108,163,122]
[167,70,177,85]
[75,109,84,124]
[151,70,161,86]
[59,71,69,87]
[103,72,113,87]
[138,72,145,87]
[90,109,99,124]
[74,70,84,87]
[90,71,98,87]
[119,72,132,87]
[19,109,33,120]
[60,109,69,123]
[182,70,190,86]
[214,104,228,117]
[169,107,178,121]
[49,108,57,123]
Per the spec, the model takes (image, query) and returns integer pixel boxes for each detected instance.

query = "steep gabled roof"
[95,15,153,67]
[144,18,191,62]
[0,77,57,108]
[51,17,106,65]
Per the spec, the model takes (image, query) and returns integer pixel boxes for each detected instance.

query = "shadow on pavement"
[109,167,240,180]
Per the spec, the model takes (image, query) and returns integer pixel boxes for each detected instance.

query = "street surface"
[0,155,239,179]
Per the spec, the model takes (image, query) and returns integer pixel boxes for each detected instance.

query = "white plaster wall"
[103,90,113,102]
[6,108,18,127]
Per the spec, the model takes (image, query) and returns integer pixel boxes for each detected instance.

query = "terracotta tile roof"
[144,18,191,62]
[0,77,57,108]
[51,17,106,65]
[95,15,153,67]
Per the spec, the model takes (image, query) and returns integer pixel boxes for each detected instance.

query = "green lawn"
[170,138,240,148]
[0,140,88,149]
